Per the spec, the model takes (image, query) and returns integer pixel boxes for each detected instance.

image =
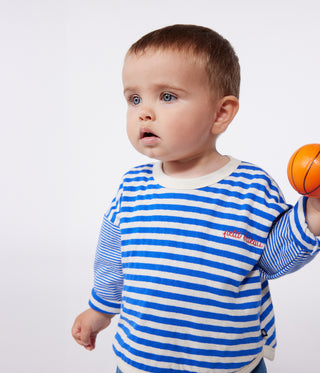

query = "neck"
[162,152,229,178]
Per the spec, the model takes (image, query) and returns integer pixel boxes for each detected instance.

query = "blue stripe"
[122,304,260,333]
[293,197,317,247]
[125,166,153,175]
[122,252,248,278]
[260,302,273,324]
[122,261,255,288]
[118,321,262,357]
[263,316,275,341]
[265,328,276,347]
[121,203,273,233]
[120,314,262,346]
[90,288,120,309]
[122,239,256,269]
[236,164,285,200]
[122,190,283,218]
[89,301,119,314]
[218,179,282,202]
[114,334,258,371]
[123,176,154,184]
[121,213,269,239]
[122,226,264,255]
[123,285,260,311]
[123,184,162,192]
[125,273,261,299]
[122,296,260,323]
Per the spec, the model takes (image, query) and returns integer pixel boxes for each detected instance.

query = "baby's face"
[122,48,220,166]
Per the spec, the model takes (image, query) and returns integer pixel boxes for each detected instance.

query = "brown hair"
[127,24,240,99]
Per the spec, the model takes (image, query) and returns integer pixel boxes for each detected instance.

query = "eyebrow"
[123,84,187,95]
[123,87,138,95]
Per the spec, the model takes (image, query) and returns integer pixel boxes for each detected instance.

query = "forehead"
[122,48,208,87]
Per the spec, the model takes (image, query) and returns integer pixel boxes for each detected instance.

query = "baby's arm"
[259,196,320,279]
[306,197,320,236]
[72,210,123,349]
[72,308,114,350]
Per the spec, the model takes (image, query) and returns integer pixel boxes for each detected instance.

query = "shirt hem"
[116,346,275,373]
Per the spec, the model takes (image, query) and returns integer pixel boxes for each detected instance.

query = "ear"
[211,96,239,135]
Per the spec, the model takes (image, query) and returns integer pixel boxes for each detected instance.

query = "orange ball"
[287,143,320,198]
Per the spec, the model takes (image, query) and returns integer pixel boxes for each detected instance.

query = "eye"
[161,92,176,102]
[129,95,142,105]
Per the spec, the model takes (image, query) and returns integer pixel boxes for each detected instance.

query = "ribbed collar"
[152,157,241,190]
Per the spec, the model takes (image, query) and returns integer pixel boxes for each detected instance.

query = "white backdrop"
[1,0,320,372]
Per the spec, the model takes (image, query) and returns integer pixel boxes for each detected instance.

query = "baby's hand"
[306,197,320,237]
[71,308,114,350]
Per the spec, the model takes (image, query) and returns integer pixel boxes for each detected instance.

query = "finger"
[80,326,95,349]
[89,334,97,350]
[71,324,83,345]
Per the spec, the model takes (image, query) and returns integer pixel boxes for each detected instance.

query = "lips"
[143,132,155,137]
[140,128,159,139]
[139,128,160,146]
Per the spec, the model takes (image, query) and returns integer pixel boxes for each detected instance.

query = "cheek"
[166,109,207,137]
[126,113,136,142]
[170,119,213,150]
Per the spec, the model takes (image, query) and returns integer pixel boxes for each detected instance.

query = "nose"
[139,107,155,121]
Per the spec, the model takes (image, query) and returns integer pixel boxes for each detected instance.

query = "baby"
[72,24,320,373]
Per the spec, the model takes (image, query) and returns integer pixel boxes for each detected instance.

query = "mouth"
[140,128,159,139]
[139,128,160,146]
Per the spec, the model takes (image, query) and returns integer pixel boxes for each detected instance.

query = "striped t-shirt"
[89,158,319,373]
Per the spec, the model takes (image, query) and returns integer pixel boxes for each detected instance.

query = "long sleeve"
[259,197,320,279]
[89,215,123,314]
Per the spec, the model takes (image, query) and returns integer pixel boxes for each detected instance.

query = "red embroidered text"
[223,230,264,248]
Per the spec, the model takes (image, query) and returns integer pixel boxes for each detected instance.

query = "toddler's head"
[123,25,240,175]
[127,24,240,100]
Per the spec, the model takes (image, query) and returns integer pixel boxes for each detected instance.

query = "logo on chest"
[223,230,264,249]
